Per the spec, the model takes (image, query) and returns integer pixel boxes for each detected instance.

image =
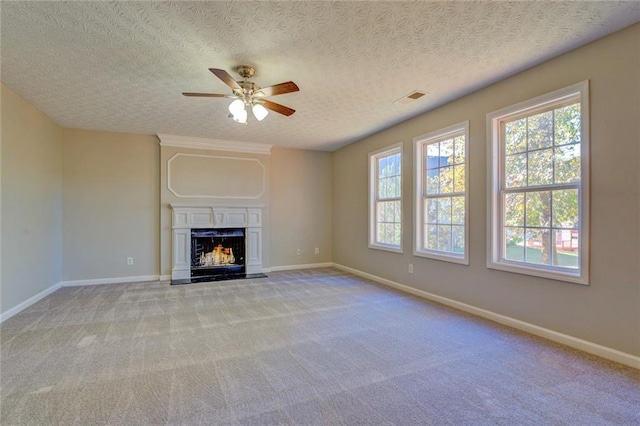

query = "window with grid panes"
[487,82,589,284]
[369,144,402,252]
[414,122,469,264]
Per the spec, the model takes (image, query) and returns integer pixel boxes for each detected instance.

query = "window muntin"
[488,81,589,284]
[369,144,402,252]
[415,122,469,264]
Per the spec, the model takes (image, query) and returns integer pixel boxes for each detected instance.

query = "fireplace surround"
[170,205,263,283]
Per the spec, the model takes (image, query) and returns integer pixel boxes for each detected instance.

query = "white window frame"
[414,121,470,265]
[487,81,590,285]
[368,143,403,253]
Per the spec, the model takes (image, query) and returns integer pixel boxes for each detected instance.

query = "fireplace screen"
[191,228,245,277]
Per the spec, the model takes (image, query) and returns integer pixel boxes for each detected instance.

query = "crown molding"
[158,134,272,154]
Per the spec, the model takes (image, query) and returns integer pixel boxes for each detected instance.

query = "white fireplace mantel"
[170,204,264,280]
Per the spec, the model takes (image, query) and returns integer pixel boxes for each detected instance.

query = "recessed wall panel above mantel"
[167,153,266,199]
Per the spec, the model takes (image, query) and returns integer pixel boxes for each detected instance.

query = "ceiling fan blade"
[256,81,299,97]
[182,92,228,97]
[260,99,296,116]
[209,68,241,91]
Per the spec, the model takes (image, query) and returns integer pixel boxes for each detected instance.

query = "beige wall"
[270,147,332,266]
[332,24,640,356]
[1,84,62,314]
[62,129,159,281]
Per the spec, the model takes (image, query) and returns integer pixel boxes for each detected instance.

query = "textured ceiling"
[2,2,639,151]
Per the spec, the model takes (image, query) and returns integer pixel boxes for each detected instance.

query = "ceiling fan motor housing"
[234,66,260,104]
[237,65,255,79]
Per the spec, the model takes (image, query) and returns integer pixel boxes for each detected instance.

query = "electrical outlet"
[315,247,320,254]
[408,263,413,274]
[296,249,301,256]
[127,257,134,265]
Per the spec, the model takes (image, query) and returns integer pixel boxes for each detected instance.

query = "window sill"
[486,260,588,285]
[369,243,403,254]
[414,249,468,265]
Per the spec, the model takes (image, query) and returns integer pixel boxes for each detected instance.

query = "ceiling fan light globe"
[252,104,269,121]
[233,108,248,124]
[228,99,245,116]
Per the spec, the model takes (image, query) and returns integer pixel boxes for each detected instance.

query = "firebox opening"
[191,228,245,278]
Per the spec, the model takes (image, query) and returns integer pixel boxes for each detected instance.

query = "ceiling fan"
[183,65,299,123]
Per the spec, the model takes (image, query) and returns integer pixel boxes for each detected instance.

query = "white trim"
[167,153,266,199]
[170,203,265,209]
[158,134,272,154]
[368,142,404,253]
[413,121,470,265]
[0,281,62,323]
[331,263,639,370]
[486,81,589,285]
[159,275,172,281]
[60,275,161,287]
[266,262,333,272]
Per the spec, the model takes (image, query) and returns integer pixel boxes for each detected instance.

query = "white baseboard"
[0,281,62,323]
[266,262,333,273]
[332,263,640,370]
[60,275,161,287]
[159,275,171,281]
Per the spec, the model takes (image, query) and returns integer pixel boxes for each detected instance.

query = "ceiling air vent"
[394,90,428,105]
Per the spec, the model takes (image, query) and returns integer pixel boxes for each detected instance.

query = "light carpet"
[1,268,638,425]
